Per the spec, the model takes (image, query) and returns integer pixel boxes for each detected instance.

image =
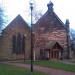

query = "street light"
[30,0,34,72]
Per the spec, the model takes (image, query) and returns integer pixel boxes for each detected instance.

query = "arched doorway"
[40,42,63,60]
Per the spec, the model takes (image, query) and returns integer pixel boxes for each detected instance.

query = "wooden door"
[51,51,59,59]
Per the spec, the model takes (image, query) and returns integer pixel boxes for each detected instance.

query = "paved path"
[1,62,75,75]
[61,60,75,65]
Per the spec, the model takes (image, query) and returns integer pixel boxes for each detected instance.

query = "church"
[0,15,31,60]
[0,2,72,60]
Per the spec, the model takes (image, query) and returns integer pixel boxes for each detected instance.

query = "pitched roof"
[36,11,65,27]
[45,41,63,50]
[2,14,30,32]
[34,3,67,31]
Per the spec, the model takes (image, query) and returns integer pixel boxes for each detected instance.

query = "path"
[1,62,75,75]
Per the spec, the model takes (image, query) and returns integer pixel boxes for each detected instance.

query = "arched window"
[12,33,26,54]
[16,33,22,54]
[12,35,16,53]
[22,35,25,53]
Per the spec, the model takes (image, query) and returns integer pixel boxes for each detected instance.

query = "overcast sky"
[1,0,75,29]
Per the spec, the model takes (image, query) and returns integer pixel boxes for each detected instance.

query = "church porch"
[40,42,63,60]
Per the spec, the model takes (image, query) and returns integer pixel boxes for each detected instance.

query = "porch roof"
[45,41,63,50]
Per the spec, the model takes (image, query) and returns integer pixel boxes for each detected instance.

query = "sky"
[0,0,75,29]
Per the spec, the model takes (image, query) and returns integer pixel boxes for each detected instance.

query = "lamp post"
[30,1,33,72]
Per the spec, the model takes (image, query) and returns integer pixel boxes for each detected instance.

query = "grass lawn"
[0,63,48,75]
[25,60,75,72]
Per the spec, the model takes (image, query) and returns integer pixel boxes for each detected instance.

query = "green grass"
[25,60,75,72]
[0,63,48,75]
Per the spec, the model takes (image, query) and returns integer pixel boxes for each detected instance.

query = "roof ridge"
[2,14,30,32]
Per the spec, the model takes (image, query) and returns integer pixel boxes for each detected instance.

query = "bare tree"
[33,10,43,22]
[29,1,43,23]
[70,29,75,57]
[0,5,6,32]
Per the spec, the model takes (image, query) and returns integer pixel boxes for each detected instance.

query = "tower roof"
[47,1,54,12]
[65,19,70,25]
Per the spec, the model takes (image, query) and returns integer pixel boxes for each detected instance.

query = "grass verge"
[25,60,75,72]
[0,63,48,75]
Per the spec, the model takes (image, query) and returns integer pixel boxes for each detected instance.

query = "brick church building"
[0,2,72,60]
[33,2,71,60]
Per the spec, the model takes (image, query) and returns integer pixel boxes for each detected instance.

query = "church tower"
[65,19,71,58]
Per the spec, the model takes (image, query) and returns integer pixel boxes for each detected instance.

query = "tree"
[33,10,43,22]
[0,5,6,32]
[70,29,75,57]
[29,2,43,23]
